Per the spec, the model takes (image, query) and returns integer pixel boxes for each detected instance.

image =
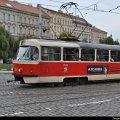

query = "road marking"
[0,112,24,116]
[10,112,24,115]
[46,108,52,111]
[68,99,111,107]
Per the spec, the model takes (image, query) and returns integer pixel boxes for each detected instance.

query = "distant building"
[72,15,92,42]
[0,0,50,39]
[0,0,107,43]
[91,26,107,43]
[43,8,73,39]
[43,8,92,42]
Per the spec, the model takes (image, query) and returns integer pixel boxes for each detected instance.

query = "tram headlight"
[18,68,23,73]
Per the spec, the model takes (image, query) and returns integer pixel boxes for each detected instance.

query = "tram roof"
[21,39,80,47]
[57,39,120,51]
[21,39,120,51]
[47,39,120,51]
[76,42,120,51]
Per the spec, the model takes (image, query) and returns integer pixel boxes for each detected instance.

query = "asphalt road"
[0,74,120,117]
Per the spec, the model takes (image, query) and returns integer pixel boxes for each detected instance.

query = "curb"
[0,71,13,74]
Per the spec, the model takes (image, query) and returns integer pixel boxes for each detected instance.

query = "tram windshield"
[16,46,39,61]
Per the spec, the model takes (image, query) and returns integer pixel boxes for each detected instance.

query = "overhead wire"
[35,0,120,40]
[22,0,120,15]
[109,5,120,12]
[42,0,107,40]
[20,0,120,15]
[59,2,78,38]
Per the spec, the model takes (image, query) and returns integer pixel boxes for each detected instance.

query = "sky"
[17,0,120,41]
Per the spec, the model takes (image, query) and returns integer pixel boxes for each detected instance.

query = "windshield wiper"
[18,48,30,60]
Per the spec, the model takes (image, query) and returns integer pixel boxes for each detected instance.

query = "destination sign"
[87,66,108,74]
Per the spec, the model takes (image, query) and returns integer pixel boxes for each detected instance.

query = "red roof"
[92,26,107,33]
[72,15,87,23]
[0,0,49,17]
[44,7,87,23]
[0,0,87,23]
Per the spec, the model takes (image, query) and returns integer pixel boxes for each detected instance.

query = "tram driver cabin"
[13,39,120,85]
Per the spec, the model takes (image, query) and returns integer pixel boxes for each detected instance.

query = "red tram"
[13,39,120,85]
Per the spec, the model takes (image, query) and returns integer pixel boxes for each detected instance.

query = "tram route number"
[87,66,108,74]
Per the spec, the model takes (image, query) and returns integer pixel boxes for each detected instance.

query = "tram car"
[13,39,120,85]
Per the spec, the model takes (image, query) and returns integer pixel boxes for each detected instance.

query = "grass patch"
[0,64,13,70]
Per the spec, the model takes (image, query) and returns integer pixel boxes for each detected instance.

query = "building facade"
[72,16,92,42]
[43,8,92,42]
[0,0,50,39]
[0,0,107,43]
[91,26,107,43]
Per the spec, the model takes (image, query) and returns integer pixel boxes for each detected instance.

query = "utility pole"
[37,4,42,39]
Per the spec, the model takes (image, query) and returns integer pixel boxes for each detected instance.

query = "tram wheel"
[49,83,55,87]
[54,83,64,87]
[78,77,88,85]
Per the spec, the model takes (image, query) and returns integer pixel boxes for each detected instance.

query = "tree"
[100,35,119,45]
[0,26,16,61]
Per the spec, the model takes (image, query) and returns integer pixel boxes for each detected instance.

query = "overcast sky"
[17,0,120,41]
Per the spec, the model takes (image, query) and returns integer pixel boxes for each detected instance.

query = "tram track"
[1,76,120,110]
[0,80,120,97]
[0,86,120,97]
[0,86,120,109]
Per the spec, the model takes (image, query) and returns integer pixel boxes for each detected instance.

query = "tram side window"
[111,51,120,62]
[81,49,94,61]
[31,47,39,60]
[41,46,61,61]
[63,48,79,61]
[97,50,109,61]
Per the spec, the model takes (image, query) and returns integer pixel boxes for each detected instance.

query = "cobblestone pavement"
[0,74,120,117]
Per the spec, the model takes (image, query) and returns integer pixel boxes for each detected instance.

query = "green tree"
[100,35,119,45]
[0,26,15,61]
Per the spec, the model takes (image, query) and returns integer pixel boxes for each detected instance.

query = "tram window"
[81,49,94,61]
[97,50,109,61]
[41,46,61,61]
[111,51,120,62]
[63,48,79,61]
[16,46,39,61]
[31,47,39,60]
